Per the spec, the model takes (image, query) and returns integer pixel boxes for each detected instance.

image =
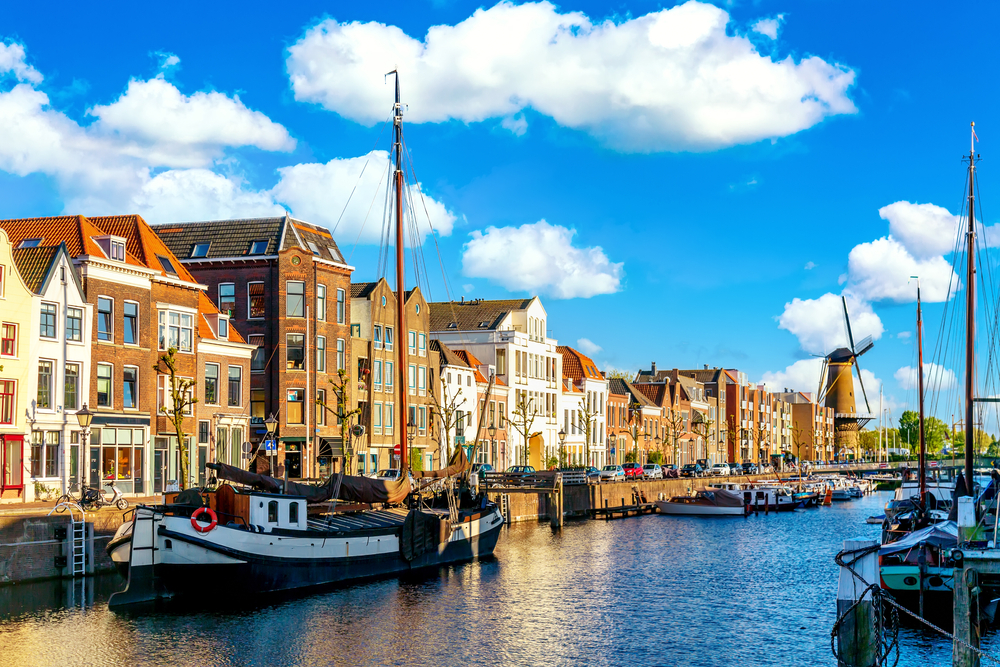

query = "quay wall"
[490,475,789,523]
[0,511,128,585]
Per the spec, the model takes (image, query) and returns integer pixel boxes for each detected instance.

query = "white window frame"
[228,366,242,407]
[247,282,265,319]
[64,362,80,410]
[39,301,58,339]
[97,296,114,342]
[373,360,382,391]
[316,284,327,321]
[97,362,113,408]
[337,338,345,371]
[418,333,426,357]
[66,306,83,342]
[336,288,345,324]
[36,359,54,410]
[373,325,383,350]
[123,365,139,410]
[219,282,236,317]
[123,300,140,346]
[286,280,305,318]
[157,309,194,352]
[373,402,382,435]
[316,336,326,373]
[205,362,220,406]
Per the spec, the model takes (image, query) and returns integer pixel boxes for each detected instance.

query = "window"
[191,243,210,258]
[0,380,14,424]
[373,402,383,435]
[97,363,112,407]
[307,241,320,256]
[248,282,266,318]
[31,431,60,478]
[385,327,393,351]
[158,310,193,352]
[381,295,387,307]
[219,283,235,317]
[250,240,268,255]
[418,366,426,397]
[228,366,242,407]
[418,333,426,358]
[110,240,126,262]
[64,363,79,410]
[20,238,42,248]
[373,325,383,349]
[408,330,416,354]
[287,281,304,317]
[251,389,265,419]
[286,334,304,370]
[351,323,361,337]
[157,374,193,415]
[157,254,177,275]
[199,421,210,443]
[123,302,138,345]
[316,284,326,321]
[337,288,345,324]
[497,349,506,375]
[317,389,326,426]
[205,363,219,404]
[316,336,326,372]
[66,307,82,342]
[287,389,304,424]
[408,364,416,395]
[337,338,345,371]
[373,360,382,391]
[39,303,57,338]
[289,501,300,525]
[123,367,138,409]
[37,360,53,408]
[385,362,393,390]
[419,406,427,435]
[218,317,228,339]
[268,500,278,523]
[0,265,3,297]
[97,298,113,341]
[385,402,394,435]
[250,335,265,371]
[0,323,14,356]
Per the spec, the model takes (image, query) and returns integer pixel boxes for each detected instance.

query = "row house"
[155,216,352,480]
[557,346,608,468]
[606,378,660,465]
[0,214,251,500]
[774,390,836,462]
[429,297,560,470]
[347,280,438,473]
[452,348,507,468]
[429,340,479,468]
[605,384,630,464]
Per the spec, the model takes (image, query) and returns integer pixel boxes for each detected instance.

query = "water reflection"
[0,493,993,665]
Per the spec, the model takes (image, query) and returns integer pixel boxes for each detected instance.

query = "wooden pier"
[483,471,565,528]
[589,485,656,520]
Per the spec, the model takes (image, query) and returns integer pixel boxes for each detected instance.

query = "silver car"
[599,465,625,482]
[642,463,663,479]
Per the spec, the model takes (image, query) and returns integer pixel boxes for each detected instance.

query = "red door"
[1,434,24,492]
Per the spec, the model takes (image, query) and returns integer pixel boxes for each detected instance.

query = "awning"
[280,436,307,442]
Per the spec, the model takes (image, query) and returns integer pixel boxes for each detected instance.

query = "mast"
[965,122,977,492]
[391,71,409,472]
[916,281,926,502]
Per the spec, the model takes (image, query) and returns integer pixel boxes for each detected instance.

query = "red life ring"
[191,507,218,533]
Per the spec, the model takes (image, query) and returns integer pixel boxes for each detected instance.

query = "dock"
[590,501,657,520]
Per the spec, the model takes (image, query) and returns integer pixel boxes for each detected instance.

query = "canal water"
[0,492,994,666]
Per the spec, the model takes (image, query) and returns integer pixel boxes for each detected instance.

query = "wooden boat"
[655,488,746,516]
[707,482,801,512]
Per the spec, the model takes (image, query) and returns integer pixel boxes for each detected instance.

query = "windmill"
[816,296,875,458]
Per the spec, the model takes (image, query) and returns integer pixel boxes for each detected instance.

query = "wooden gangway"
[482,471,566,527]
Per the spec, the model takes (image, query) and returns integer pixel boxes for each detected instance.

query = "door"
[1,435,24,491]
[153,449,165,494]
[89,446,100,487]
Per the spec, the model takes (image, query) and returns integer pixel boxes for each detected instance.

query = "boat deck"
[307,508,411,532]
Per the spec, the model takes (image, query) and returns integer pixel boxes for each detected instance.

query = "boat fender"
[191,507,218,533]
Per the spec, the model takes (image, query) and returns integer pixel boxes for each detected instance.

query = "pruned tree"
[625,401,644,464]
[577,394,601,467]
[428,380,467,465]
[692,411,715,463]
[663,407,685,466]
[155,347,197,490]
[753,420,770,466]
[510,391,539,466]
[317,368,363,475]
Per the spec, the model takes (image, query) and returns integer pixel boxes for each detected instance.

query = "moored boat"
[656,488,747,516]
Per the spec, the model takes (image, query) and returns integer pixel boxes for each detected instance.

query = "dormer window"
[157,255,177,276]
[219,316,229,339]
[478,321,489,328]
[110,240,126,262]
[249,240,268,255]
[190,243,210,258]
[307,241,320,256]
[447,322,457,329]
[19,238,42,249]
[328,247,342,261]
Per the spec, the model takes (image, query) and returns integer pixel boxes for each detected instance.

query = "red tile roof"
[557,346,603,381]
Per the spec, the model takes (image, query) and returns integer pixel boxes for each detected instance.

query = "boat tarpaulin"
[412,445,470,479]
[879,520,958,556]
[207,462,411,504]
[700,488,744,508]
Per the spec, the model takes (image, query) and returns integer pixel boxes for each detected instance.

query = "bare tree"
[663,407,685,466]
[753,420,770,467]
[155,347,197,490]
[624,401,645,463]
[692,411,715,462]
[316,368,362,475]
[428,380,467,465]
[577,394,601,467]
[510,391,539,466]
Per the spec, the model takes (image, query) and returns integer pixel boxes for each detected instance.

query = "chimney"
[703,364,708,370]
[460,296,464,304]
[651,361,656,374]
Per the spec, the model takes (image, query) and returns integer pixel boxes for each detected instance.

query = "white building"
[429,297,560,469]
[429,339,478,466]
[13,243,93,500]
[557,346,608,468]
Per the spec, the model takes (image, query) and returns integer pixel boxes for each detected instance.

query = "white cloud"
[879,201,960,258]
[270,151,455,244]
[501,114,528,136]
[777,292,884,355]
[462,219,623,298]
[751,15,784,40]
[804,261,816,270]
[894,363,958,391]
[897,331,911,340]
[845,236,957,303]
[0,42,42,84]
[577,338,602,356]
[286,1,856,152]
[121,169,285,223]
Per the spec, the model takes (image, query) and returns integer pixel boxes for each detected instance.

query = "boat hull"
[654,500,745,516]
[108,504,504,610]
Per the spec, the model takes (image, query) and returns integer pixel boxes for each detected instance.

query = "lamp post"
[488,424,497,469]
[558,429,566,468]
[407,421,416,469]
[264,413,278,474]
[75,403,93,492]
[654,435,661,465]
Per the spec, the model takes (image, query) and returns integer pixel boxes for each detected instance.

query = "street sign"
[351,424,365,437]
[241,441,252,453]
[393,444,401,454]
[611,447,616,456]
[455,436,466,445]
[263,439,277,453]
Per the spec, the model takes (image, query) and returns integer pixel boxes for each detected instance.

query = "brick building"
[155,216,353,479]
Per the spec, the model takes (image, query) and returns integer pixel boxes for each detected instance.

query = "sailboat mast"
[917,283,926,502]
[965,123,977,491]
[392,72,409,472]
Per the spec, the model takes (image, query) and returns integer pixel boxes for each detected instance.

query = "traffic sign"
[393,444,401,454]
[241,441,252,453]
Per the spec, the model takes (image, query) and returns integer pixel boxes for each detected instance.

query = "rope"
[830,544,1000,666]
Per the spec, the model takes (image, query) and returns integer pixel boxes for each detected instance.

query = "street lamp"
[558,428,566,468]
[407,422,416,467]
[264,413,278,474]
[75,403,93,492]
[654,435,661,466]
[488,424,498,469]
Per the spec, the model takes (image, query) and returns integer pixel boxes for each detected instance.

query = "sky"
[1,0,999,430]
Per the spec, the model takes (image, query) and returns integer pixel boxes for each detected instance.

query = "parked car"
[696,459,710,471]
[680,463,704,478]
[642,463,663,479]
[600,465,625,482]
[375,469,401,480]
[727,462,742,475]
[759,464,774,474]
[622,462,644,479]
[741,462,759,475]
[506,465,536,474]
[584,466,602,483]
[470,463,494,482]
[710,463,731,476]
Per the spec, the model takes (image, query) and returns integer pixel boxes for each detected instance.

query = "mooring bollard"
[836,538,878,667]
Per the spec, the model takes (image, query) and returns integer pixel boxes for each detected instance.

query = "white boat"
[655,488,746,516]
[707,483,802,512]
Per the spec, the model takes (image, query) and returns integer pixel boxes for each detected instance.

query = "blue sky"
[1,0,997,428]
